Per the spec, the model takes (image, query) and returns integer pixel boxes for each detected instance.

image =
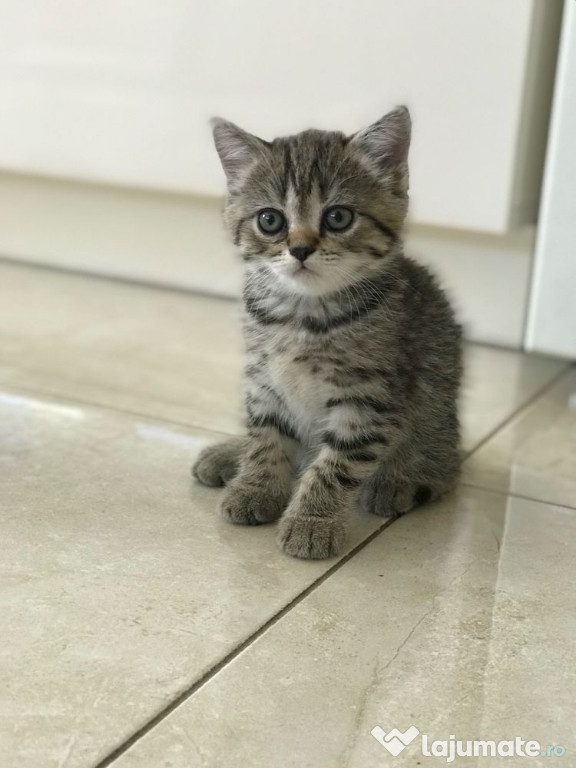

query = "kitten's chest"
[266,338,331,441]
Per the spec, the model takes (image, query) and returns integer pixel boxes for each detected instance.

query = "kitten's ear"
[211,118,268,189]
[351,106,411,174]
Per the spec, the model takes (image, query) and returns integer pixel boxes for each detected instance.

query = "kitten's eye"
[257,208,286,235]
[323,206,354,232]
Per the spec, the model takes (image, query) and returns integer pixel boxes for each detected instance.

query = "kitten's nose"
[290,245,315,262]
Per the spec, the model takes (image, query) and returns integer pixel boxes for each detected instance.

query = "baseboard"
[0,172,534,348]
[407,225,534,349]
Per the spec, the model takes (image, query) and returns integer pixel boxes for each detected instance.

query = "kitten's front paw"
[220,481,288,526]
[192,439,245,487]
[278,515,345,560]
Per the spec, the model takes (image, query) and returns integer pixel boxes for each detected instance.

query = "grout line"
[94,517,396,768]
[0,380,244,441]
[460,481,576,513]
[461,362,573,460]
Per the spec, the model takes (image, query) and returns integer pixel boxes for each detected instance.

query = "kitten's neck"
[242,262,400,334]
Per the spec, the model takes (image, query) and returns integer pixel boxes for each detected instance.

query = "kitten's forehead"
[284,179,322,228]
[269,129,352,203]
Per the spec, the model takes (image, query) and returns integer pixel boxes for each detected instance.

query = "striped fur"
[193,107,462,559]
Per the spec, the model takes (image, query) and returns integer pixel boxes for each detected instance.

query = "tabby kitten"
[193,106,462,560]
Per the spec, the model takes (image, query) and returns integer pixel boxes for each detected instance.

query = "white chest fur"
[267,348,329,445]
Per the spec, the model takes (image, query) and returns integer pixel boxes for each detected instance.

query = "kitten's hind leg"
[359,465,452,519]
[192,437,247,487]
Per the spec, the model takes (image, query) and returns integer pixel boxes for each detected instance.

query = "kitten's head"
[213,107,411,296]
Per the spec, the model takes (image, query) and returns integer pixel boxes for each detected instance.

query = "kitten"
[193,106,462,560]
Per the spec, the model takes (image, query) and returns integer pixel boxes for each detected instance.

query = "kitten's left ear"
[351,106,411,174]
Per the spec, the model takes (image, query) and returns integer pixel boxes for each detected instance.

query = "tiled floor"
[1,260,574,768]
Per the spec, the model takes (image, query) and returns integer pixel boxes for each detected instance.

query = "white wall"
[0,0,567,354]
[0,0,563,233]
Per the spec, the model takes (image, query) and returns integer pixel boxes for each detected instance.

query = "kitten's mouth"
[293,264,315,277]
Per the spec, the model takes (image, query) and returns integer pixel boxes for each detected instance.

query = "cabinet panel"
[527,0,576,359]
[0,0,562,232]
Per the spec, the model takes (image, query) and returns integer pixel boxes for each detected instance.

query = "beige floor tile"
[0,261,244,435]
[110,487,576,768]
[0,388,382,768]
[460,344,567,453]
[464,368,576,508]
[0,261,567,450]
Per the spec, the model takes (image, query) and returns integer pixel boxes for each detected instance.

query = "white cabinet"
[527,0,576,359]
[0,0,563,233]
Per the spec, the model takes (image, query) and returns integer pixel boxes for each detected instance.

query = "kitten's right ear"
[211,118,268,189]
